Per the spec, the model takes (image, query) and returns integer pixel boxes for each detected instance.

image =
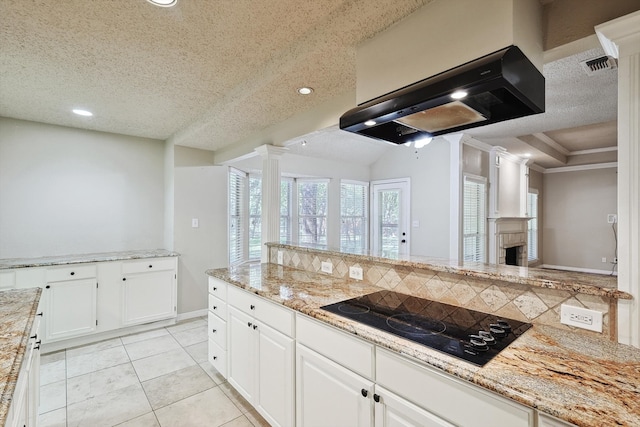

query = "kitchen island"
[207,262,640,427]
[0,288,41,427]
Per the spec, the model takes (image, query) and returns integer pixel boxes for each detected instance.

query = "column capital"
[596,10,640,57]
[254,144,289,159]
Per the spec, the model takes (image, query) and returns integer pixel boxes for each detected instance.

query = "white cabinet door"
[45,278,97,342]
[227,305,256,402]
[374,385,455,427]
[256,321,294,427]
[538,413,577,427]
[122,270,175,326]
[296,344,373,427]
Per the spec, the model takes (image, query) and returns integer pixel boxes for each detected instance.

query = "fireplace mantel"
[488,217,531,265]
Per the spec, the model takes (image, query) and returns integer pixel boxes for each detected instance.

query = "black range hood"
[339,46,545,145]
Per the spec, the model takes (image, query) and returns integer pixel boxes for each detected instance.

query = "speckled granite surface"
[0,288,41,426]
[267,243,629,300]
[207,263,640,427]
[0,249,179,270]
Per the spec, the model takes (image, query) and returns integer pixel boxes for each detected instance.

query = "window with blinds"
[528,191,538,262]
[463,175,487,262]
[248,174,262,260]
[298,179,328,247]
[280,178,292,243]
[340,181,369,253]
[229,168,247,266]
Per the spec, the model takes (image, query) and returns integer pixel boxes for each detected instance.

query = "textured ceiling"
[0,1,622,170]
[0,0,430,149]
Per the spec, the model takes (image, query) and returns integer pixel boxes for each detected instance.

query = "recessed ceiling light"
[146,0,177,7]
[297,87,313,95]
[450,90,468,100]
[72,109,93,117]
[364,120,377,126]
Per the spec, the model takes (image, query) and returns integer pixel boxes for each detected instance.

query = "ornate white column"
[254,145,288,263]
[596,11,640,347]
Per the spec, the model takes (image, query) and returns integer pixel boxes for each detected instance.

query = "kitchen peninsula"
[206,243,640,427]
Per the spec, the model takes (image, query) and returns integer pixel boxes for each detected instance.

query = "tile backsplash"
[269,245,614,339]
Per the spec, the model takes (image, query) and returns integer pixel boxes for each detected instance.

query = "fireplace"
[488,217,529,266]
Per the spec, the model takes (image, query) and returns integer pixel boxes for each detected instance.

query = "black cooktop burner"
[321,290,532,366]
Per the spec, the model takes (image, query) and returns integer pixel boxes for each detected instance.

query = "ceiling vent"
[580,56,617,76]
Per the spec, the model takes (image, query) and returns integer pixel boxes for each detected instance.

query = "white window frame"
[228,167,248,266]
[248,173,262,261]
[462,174,487,263]
[280,177,293,243]
[297,178,329,248]
[340,179,369,253]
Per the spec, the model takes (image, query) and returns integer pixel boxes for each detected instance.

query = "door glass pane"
[379,189,400,258]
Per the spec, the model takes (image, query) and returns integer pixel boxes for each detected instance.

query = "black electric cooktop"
[321,290,531,366]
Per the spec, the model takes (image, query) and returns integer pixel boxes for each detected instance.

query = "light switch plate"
[191,218,199,228]
[560,304,603,332]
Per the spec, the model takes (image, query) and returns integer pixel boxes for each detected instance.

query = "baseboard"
[41,317,178,354]
[176,309,208,322]
[541,264,618,276]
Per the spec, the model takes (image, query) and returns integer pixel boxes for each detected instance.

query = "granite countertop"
[0,288,41,425]
[0,249,179,270]
[269,243,630,300]
[207,263,640,427]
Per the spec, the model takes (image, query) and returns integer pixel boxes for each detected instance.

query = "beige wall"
[173,146,227,314]
[543,0,640,50]
[529,168,544,266]
[0,117,165,258]
[542,167,617,271]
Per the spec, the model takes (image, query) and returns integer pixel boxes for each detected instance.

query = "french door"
[371,179,410,257]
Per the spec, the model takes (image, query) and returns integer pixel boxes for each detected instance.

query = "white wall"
[370,139,451,258]
[498,156,523,217]
[173,146,227,314]
[0,118,165,258]
[542,167,617,270]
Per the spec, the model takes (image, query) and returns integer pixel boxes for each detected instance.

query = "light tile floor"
[38,317,270,427]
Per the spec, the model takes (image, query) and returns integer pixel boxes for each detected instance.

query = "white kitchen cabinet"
[207,277,228,378]
[537,413,577,427]
[44,265,97,342]
[6,306,42,427]
[227,286,294,427]
[121,258,177,326]
[373,385,454,427]
[296,343,373,427]
[376,347,534,427]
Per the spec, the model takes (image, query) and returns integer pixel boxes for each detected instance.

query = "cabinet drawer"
[46,264,97,282]
[296,314,373,379]
[208,277,228,300]
[376,348,534,427]
[228,286,293,336]
[122,258,175,274]
[208,312,227,349]
[208,294,227,320]
[208,338,227,378]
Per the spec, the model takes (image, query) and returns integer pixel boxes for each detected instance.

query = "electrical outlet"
[349,266,363,280]
[560,304,603,332]
[607,214,617,224]
[321,261,333,274]
[602,257,607,263]
[191,218,199,228]
[277,251,283,265]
